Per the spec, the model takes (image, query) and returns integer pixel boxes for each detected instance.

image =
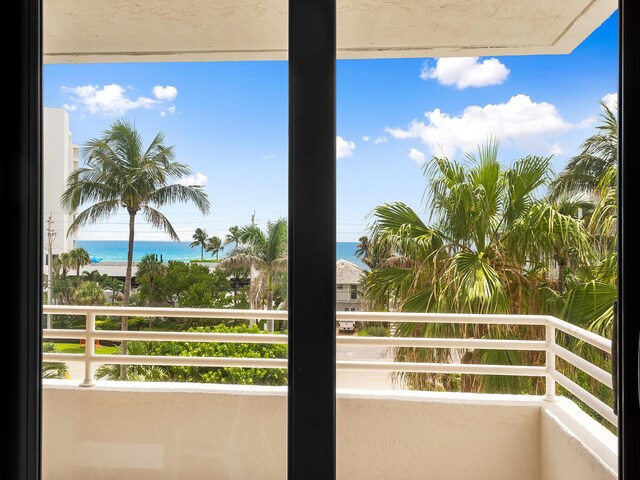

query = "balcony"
[42,306,617,479]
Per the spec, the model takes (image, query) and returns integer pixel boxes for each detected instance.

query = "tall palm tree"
[55,252,73,279]
[364,140,590,392]
[68,247,91,278]
[62,119,210,377]
[205,236,223,260]
[355,235,391,270]
[190,228,209,260]
[219,219,287,332]
[224,225,242,251]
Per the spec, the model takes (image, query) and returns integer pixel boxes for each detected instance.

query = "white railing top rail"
[43,305,289,321]
[41,305,616,425]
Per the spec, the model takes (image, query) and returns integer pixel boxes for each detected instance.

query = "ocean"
[76,240,366,268]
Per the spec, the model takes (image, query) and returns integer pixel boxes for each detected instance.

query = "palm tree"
[52,277,74,305]
[136,253,167,306]
[364,140,590,392]
[42,343,70,379]
[219,219,287,332]
[82,270,104,283]
[205,236,223,260]
[224,225,242,251]
[190,228,209,260]
[555,104,619,337]
[355,235,391,270]
[553,101,617,196]
[62,119,210,378]
[68,247,91,278]
[73,281,105,306]
[55,252,73,279]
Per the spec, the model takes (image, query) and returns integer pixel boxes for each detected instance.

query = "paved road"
[336,340,402,390]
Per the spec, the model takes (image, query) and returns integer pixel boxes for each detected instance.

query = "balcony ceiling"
[44,0,616,63]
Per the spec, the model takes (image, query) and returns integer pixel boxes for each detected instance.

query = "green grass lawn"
[51,342,120,355]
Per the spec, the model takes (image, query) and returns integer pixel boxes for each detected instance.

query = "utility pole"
[46,214,56,329]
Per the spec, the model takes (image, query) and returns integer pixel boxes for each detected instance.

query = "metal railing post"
[80,311,96,387]
[545,322,557,401]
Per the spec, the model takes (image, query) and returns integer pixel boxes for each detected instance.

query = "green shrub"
[96,324,288,386]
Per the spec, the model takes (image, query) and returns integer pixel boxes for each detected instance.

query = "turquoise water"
[77,240,365,267]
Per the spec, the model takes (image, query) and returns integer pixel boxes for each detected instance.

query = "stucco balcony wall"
[42,381,616,480]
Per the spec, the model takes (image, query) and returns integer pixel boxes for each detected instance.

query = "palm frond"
[67,200,122,236]
[563,280,617,336]
[141,206,180,241]
[146,184,210,214]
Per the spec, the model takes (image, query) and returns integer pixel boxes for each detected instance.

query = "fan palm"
[218,218,287,332]
[365,140,590,392]
[62,119,210,377]
[190,228,209,260]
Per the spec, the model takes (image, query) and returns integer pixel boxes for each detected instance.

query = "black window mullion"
[6,0,42,479]
[288,0,336,478]
[618,1,640,478]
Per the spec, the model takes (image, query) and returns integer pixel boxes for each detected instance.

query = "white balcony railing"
[42,305,615,426]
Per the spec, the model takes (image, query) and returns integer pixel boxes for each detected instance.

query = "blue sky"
[44,11,618,242]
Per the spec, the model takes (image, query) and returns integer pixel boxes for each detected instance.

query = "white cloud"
[602,93,618,112]
[550,144,564,155]
[373,136,388,144]
[178,172,208,186]
[362,135,370,142]
[262,154,277,160]
[408,148,426,164]
[576,115,597,129]
[420,57,510,89]
[337,136,355,159]
[61,84,157,116]
[160,106,177,117]
[386,94,572,158]
[62,103,77,112]
[153,85,178,101]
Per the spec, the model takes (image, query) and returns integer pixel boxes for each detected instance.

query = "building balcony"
[42,306,617,480]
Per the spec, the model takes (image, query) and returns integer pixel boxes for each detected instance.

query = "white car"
[338,321,355,333]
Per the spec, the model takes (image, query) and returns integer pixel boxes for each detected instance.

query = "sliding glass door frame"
[6,1,638,479]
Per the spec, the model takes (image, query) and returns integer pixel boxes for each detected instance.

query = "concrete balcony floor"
[43,380,616,480]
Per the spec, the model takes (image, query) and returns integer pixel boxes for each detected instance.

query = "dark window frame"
[6,1,638,479]
[617,1,640,477]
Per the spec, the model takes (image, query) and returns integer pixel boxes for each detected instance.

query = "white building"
[336,259,366,312]
[43,107,78,266]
